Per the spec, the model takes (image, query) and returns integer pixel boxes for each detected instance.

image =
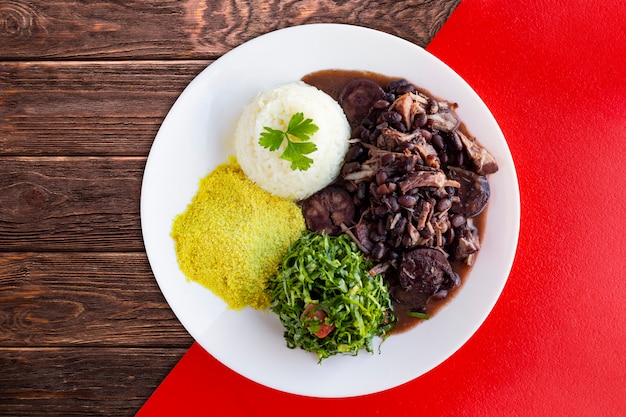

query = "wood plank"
[0,157,145,251]
[0,346,187,416]
[1,61,210,156]
[0,0,460,60]
[0,252,193,347]
[0,1,461,414]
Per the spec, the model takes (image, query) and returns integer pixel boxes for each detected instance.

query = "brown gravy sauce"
[301,69,488,334]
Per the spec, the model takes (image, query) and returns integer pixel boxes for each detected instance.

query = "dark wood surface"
[0,1,460,415]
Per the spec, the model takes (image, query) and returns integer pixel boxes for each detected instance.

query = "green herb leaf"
[407,311,430,320]
[281,141,316,171]
[287,112,319,142]
[258,112,319,171]
[259,127,285,151]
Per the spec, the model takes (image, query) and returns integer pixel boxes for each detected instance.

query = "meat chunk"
[454,130,499,175]
[451,218,481,265]
[390,247,461,312]
[390,92,429,129]
[339,79,385,127]
[378,127,440,168]
[399,170,452,192]
[448,166,491,217]
[301,186,355,235]
[398,248,458,292]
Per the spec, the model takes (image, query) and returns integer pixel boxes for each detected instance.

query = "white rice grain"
[234,82,350,200]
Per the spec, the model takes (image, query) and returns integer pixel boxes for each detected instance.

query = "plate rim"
[140,22,521,398]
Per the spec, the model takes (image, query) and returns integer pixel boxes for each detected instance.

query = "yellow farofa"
[171,158,305,310]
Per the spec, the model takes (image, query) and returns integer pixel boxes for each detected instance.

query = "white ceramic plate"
[141,23,520,398]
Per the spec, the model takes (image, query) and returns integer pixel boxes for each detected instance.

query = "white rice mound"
[234,81,351,200]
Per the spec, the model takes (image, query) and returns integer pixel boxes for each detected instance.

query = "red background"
[137,0,626,415]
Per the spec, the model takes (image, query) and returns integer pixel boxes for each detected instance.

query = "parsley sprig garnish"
[259,112,319,171]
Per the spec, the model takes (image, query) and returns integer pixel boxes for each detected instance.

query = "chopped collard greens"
[268,232,396,362]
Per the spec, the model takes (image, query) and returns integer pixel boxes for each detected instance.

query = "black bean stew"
[301,70,498,333]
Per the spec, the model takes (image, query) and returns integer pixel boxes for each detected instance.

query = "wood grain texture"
[0,0,460,414]
[0,0,459,60]
[0,157,145,251]
[1,61,210,156]
[0,252,193,346]
[0,347,187,416]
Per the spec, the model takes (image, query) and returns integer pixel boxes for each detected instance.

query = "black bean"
[437,198,452,212]
[450,133,463,151]
[420,128,432,141]
[377,220,387,236]
[414,113,428,128]
[369,230,386,242]
[376,171,388,185]
[388,250,401,263]
[431,289,448,301]
[388,234,403,249]
[398,194,418,208]
[432,134,445,150]
[369,181,380,198]
[456,151,464,167]
[450,214,466,228]
[419,227,433,238]
[396,83,416,95]
[382,111,402,124]
[445,227,455,243]
[450,273,461,288]
[371,242,387,260]
[373,99,391,109]
[395,121,407,133]
[432,187,448,199]
[357,182,367,200]
[383,92,396,102]
[361,118,374,129]
[376,122,388,131]
[387,79,407,93]
[394,216,407,234]
[386,195,400,212]
[374,205,388,217]
[345,145,365,162]
[401,233,414,248]
[342,161,360,175]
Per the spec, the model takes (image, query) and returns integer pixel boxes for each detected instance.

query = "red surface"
[137,1,626,415]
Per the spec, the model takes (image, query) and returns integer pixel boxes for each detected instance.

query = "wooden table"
[0,1,460,415]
